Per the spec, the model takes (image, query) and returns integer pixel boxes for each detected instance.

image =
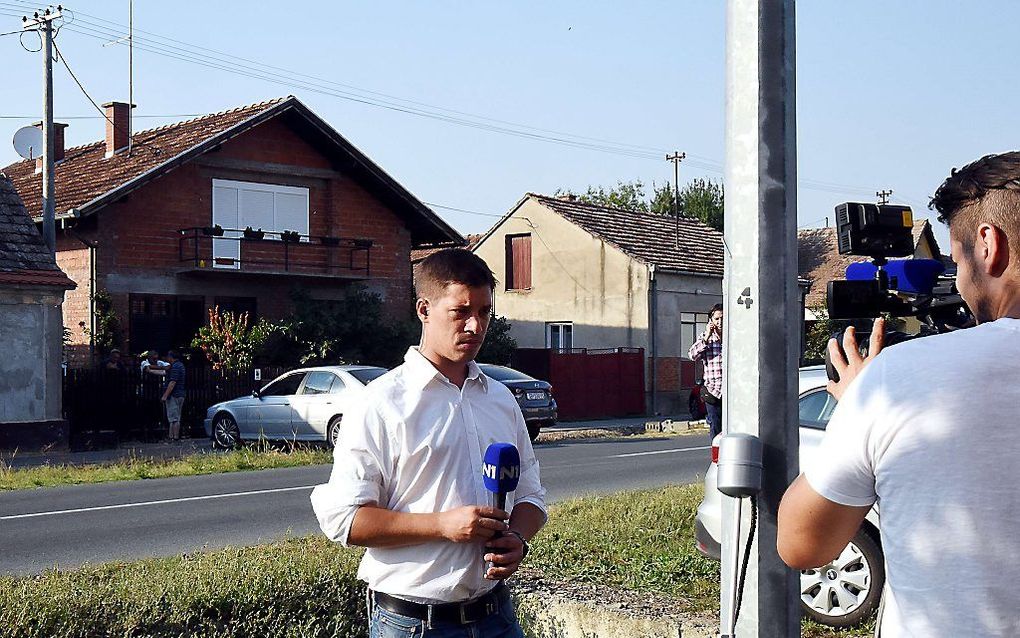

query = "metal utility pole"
[666,151,686,247]
[128,0,133,155]
[721,1,800,636]
[23,6,62,254]
[877,189,893,205]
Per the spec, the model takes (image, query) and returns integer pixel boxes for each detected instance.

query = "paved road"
[0,434,711,575]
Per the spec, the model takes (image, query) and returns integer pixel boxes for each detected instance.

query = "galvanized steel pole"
[720,0,800,636]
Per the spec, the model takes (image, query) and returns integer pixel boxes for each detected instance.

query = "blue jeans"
[706,401,723,440]
[369,588,525,638]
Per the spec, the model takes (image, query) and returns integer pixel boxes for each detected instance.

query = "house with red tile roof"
[0,176,75,450]
[471,193,726,416]
[3,96,461,365]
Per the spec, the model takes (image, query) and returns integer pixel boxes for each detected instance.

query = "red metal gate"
[512,348,645,420]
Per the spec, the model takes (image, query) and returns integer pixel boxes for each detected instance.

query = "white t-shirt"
[806,317,1020,637]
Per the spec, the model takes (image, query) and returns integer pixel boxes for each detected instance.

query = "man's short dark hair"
[166,350,179,360]
[415,248,497,301]
[930,151,1020,249]
[710,303,724,315]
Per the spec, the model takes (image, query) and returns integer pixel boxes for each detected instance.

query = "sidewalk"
[1,415,702,470]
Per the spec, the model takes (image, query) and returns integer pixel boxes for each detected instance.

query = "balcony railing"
[178,226,372,277]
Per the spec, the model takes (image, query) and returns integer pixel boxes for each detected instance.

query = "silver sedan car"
[694,366,885,628]
[204,365,387,448]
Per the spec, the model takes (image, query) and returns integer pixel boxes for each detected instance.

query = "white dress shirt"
[310,347,547,603]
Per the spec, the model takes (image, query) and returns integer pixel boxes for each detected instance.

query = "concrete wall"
[0,284,68,449]
[474,197,725,416]
[474,198,650,352]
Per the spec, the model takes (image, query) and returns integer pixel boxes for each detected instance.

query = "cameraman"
[778,152,1020,636]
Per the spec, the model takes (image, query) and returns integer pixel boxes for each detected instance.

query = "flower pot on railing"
[320,235,341,247]
[353,238,373,248]
[243,226,265,241]
[280,230,301,243]
[201,224,225,237]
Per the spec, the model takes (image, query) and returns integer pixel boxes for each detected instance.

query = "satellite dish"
[13,126,44,161]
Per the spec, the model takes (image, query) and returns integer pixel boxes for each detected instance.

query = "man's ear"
[979,223,1011,277]
[415,298,429,322]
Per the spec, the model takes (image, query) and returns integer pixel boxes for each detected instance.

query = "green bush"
[0,537,366,638]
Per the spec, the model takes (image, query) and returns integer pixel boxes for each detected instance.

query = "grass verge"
[0,445,333,491]
[0,485,872,637]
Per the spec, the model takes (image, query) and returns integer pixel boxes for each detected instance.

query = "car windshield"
[348,367,387,385]
[479,365,534,382]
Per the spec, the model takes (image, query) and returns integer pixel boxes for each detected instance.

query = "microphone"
[482,442,520,573]
[482,442,521,511]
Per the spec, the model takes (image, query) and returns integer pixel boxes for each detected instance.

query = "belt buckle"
[459,603,470,625]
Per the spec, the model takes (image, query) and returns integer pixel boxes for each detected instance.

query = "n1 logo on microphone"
[482,442,521,494]
[482,463,520,481]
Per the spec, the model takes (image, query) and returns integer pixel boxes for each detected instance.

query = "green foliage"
[476,315,517,366]
[678,178,724,231]
[803,306,842,365]
[271,286,416,368]
[0,536,367,638]
[191,307,276,371]
[559,178,724,231]
[0,445,332,491]
[79,289,122,354]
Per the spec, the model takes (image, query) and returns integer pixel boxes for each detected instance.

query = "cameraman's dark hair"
[415,248,497,301]
[930,151,1020,247]
[710,303,724,315]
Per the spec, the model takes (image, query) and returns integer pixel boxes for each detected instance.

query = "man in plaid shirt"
[688,304,723,438]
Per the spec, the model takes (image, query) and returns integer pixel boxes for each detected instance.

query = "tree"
[191,306,276,371]
[559,178,724,231]
[476,316,517,366]
[270,286,417,368]
[679,178,724,231]
[79,289,122,355]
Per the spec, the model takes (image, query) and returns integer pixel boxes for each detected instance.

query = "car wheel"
[212,413,241,450]
[527,422,542,442]
[800,528,884,628]
[328,415,343,448]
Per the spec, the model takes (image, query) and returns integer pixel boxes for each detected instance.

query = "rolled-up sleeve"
[688,336,707,361]
[512,408,547,521]
[310,397,390,546]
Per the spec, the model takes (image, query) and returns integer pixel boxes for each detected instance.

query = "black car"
[478,364,557,441]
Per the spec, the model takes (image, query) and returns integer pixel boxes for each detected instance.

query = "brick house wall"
[60,116,417,361]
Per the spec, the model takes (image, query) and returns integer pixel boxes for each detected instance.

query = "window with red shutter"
[505,234,532,290]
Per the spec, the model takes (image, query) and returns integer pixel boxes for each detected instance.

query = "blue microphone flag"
[482,442,521,494]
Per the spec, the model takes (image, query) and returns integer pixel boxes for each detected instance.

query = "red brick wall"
[54,231,93,366]
[64,115,417,351]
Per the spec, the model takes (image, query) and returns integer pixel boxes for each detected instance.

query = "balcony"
[177,226,372,279]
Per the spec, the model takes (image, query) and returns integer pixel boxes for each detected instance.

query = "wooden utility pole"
[23,6,63,254]
[666,151,686,247]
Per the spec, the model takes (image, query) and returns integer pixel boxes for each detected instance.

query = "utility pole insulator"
[877,189,893,205]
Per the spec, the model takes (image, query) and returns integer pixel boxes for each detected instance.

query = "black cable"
[733,494,758,627]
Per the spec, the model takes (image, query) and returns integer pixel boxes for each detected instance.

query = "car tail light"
[711,435,721,464]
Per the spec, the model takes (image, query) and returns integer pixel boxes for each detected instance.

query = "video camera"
[824,202,973,380]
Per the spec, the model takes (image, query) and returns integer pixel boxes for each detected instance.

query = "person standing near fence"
[687,303,724,439]
[161,350,186,441]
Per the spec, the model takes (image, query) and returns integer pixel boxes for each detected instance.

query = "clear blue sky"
[4,1,1020,250]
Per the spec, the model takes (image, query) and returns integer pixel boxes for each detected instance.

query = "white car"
[694,366,885,628]
[203,365,387,448]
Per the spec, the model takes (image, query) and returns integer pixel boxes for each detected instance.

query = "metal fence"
[63,366,287,450]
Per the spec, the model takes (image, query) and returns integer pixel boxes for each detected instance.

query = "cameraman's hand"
[438,506,509,543]
[827,318,885,401]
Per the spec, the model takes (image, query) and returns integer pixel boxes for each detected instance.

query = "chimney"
[102,101,133,157]
[32,121,68,172]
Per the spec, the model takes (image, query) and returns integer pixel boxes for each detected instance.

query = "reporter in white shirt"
[311,248,546,638]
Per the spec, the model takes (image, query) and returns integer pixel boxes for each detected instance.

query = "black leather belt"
[372,582,507,625]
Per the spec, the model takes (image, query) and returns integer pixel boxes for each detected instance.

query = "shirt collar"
[403,347,488,392]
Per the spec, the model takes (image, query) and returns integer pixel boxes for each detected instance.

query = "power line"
[0,1,907,201]
[423,201,505,219]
